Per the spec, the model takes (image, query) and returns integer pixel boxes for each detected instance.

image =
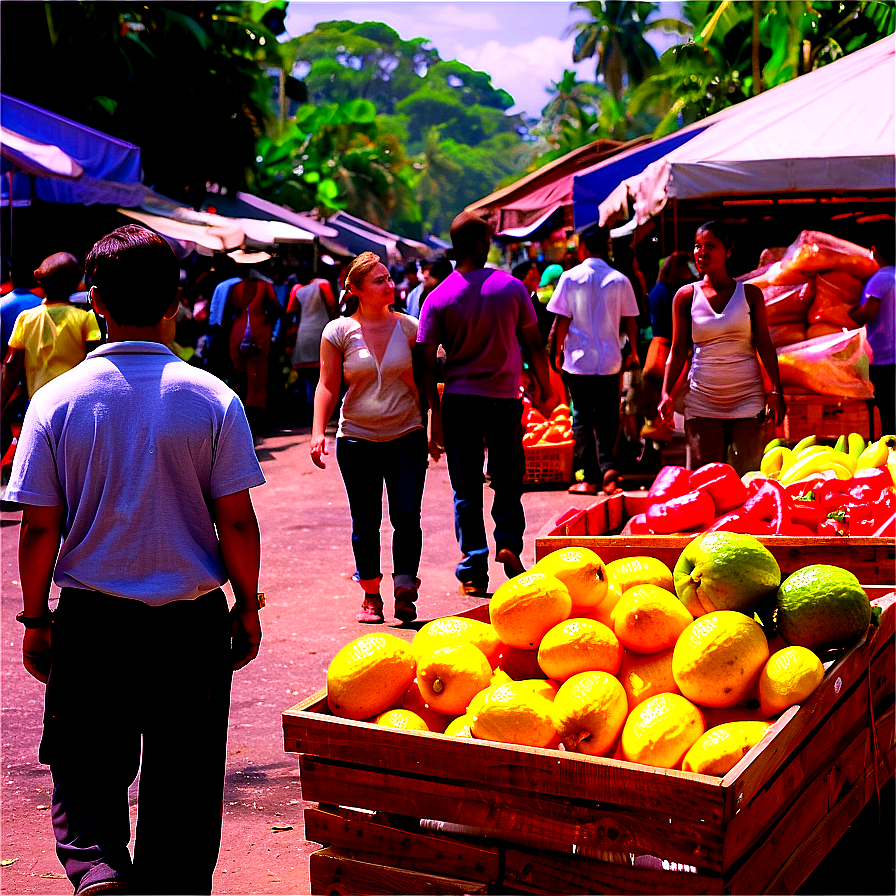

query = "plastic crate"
[522,440,574,485]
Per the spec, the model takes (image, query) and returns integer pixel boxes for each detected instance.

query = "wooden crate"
[283,584,895,894]
[775,394,872,442]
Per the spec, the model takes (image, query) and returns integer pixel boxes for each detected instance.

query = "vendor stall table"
[283,536,894,895]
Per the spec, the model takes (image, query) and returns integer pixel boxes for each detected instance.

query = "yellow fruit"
[490,667,514,687]
[374,709,430,731]
[470,684,558,748]
[396,681,454,733]
[534,547,608,613]
[682,721,772,775]
[497,644,548,680]
[620,692,705,768]
[758,646,825,717]
[413,617,502,667]
[612,585,694,654]
[554,670,628,756]
[606,556,674,594]
[672,611,770,709]
[489,571,572,650]
[537,617,622,680]
[416,643,493,716]
[443,715,475,738]
[617,647,680,710]
[518,678,561,701]
[326,633,417,720]
[587,583,624,629]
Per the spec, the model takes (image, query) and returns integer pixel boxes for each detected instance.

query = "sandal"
[602,469,621,495]
[356,595,384,624]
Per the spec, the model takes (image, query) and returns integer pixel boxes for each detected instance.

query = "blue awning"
[572,125,709,231]
[1,94,146,207]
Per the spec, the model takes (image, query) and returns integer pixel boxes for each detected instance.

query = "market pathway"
[1,427,892,895]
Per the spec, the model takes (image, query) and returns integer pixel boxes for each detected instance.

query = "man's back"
[6,342,263,603]
[417,268,535,399]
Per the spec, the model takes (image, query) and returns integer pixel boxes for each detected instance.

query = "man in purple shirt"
[416,212,555,596]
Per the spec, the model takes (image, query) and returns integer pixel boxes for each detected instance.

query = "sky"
[283,1,684,120]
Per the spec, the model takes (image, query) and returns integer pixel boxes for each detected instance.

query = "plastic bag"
[763,281,814,325]
[768,322,807,348]
[780,231,879,279]
[777,328,873,398]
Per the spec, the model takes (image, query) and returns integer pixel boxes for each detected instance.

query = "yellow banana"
[825,461,855,480]
[848,433,866,461]
[792,435,819,455]
[780,450,840,485]
[833,435,848,453]
[888,447,896,487]
[857,437,892,470]
[760,446,794,476]
[832,451,857,475]
[796,444,832,459]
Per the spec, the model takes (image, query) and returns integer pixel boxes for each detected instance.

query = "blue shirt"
[208,276,242,328]
[6,342,265,604]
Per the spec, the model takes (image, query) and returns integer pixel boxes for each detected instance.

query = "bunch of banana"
[759,433,895,486]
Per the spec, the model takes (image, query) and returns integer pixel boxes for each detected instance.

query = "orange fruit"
[522,432,539,447]
[606,556,674,594]
[489,572,572,650]
[374,709,430,731]
[682,721,772,775]
[612,585,693,654]
[416,643,493,716]
[587,583,624,629]
[621,692,705,768]
[542,424,570,443]
[537,618,622,681]
[617,646,679,710]
[496,644,547,680]
[413,616,502,668]
[534,547,608,614]
[553,670,628,756]
[550,403,571,419]
[528,408,547,425]
[396,681,454,733]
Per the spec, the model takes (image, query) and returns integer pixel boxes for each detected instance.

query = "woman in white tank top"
[658,221,785,475]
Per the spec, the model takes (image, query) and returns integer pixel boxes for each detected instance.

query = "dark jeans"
[870,364,895,438]
[564,372,621,486]
[336,429,428,585]
[441,393,525,585]
[42,587,233,895]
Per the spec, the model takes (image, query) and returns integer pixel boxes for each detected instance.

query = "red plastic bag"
[780,231,879,279]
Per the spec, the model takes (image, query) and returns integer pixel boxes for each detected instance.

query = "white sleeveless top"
[685,282,766,420]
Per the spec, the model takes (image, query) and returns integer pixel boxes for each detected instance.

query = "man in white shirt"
[547,226,640,495]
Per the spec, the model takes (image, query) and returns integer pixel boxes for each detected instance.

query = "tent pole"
[673,199,679,254]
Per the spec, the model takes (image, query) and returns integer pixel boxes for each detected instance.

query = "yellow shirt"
[8,303,102,396]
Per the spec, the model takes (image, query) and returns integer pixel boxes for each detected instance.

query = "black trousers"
[41,587,234,895]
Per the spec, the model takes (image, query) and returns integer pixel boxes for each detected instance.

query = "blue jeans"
[336,429,428,587]
[565,372,621,486]
[441,393,525,585]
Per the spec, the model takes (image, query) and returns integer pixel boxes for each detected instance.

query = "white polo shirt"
[546,257,639,376]
[6,341,265,604]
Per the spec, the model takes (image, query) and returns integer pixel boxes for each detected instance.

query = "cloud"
[456,35,594,119]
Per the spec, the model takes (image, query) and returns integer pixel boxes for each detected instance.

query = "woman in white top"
[310,252,433,625]
[658,221,785,475]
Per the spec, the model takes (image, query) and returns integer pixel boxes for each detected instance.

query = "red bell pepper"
[646,466,693,506]
[848,503,879,535]
[742,479,790,535]
[819,517,848,536]
[627,512,653,534]
[645,488,716,534]
[706,509,775,535]
[852,467,893,491]
[789,498,822,533]
[689,463,749,514]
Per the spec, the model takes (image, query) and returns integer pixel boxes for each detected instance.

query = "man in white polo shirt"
[6,225,265,896]
[548,226,640,496]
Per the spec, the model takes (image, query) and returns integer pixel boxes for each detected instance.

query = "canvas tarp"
[595,34,896,229]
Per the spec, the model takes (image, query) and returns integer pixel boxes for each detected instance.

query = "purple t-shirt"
[416,269,537,399]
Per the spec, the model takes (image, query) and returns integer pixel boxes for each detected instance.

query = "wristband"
[257,592,266,609]
[16,611,53,629]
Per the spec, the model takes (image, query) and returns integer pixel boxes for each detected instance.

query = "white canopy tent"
[597,34,895,229]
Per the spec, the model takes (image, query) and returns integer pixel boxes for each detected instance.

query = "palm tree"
[566,1,689,99]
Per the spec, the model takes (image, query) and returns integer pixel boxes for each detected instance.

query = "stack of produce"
[324,534,878,777]
[742,231,879,348]
[626,434,894,537]
[521,399,573,448]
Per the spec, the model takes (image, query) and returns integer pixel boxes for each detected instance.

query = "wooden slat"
[503,847,724,896]
[309,847,489,895]
[298,756,728,871]
[303,807,501,884]
[534,536,895,583]
[725,704,894,894]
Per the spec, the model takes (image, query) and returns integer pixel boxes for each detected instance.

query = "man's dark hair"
[581,226,608,257]
[85,225,179,326]
[34,252,82,301]
[428,256,453,282]
[449,212,490,262]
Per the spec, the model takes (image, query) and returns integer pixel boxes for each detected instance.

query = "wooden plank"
[722,648,894,871]
[303,807,501,884]
[285,708,726,820]
[534,536,895,583]
[298,756,728,871]
[725,704,894,894]
[503,847,724,896]
[309,847,489,895]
